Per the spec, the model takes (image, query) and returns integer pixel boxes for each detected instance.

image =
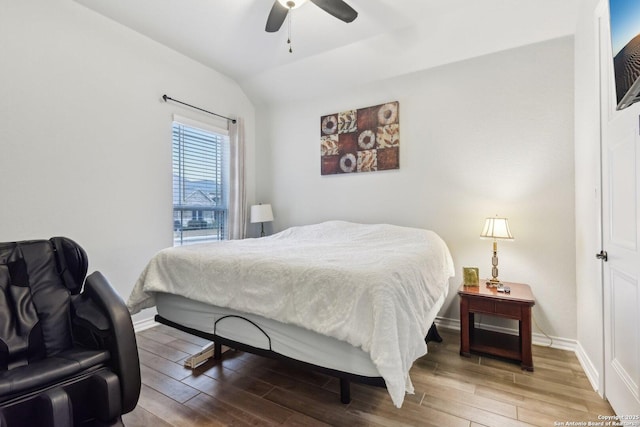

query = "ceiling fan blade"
[310,0,358,23]
[265,1,289,32]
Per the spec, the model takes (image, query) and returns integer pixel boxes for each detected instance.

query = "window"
[172,118,229,246]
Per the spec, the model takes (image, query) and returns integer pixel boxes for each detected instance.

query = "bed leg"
[339,378,351,404]
[214,342,222,360]
[425,322,443,343]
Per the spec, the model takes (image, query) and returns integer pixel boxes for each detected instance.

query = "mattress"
[128,221,455,407]
[156,287,448,378]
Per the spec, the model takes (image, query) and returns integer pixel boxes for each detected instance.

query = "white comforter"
[127,221,454,407]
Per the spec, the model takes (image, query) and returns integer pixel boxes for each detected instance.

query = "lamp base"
[486,278,501,287]
[487,241,502,287]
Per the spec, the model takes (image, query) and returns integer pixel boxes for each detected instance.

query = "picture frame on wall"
[320,101,400,175]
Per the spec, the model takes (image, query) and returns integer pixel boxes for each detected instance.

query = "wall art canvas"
[609,0,640,110]
[320,101,399,175]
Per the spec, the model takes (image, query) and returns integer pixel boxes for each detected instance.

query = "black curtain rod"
[162,94,236,124]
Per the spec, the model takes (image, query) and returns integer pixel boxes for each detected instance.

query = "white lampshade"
[250,204,274,223]
[480,217,514,240]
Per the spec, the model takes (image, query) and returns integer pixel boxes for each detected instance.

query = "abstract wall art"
[320,101,399,175]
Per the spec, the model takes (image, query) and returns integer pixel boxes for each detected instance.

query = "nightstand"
[458,281,535,371]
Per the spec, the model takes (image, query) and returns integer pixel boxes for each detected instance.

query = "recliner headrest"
[0,237,88,294]
[50,237,88,294]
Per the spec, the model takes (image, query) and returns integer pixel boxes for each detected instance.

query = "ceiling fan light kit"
[276,0,307,9]
[266,0,358,53]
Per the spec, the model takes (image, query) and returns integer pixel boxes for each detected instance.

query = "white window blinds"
[172,119,230,246]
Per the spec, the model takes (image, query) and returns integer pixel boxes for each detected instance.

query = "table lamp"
[250,204,274,237]
[480,216,514,286]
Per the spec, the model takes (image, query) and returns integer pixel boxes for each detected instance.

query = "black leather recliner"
[0,237,141,426]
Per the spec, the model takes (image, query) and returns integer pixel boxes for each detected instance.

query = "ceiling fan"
[265,0,358,33]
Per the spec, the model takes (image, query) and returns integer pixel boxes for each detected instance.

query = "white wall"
[0,0,256,322]
[256,37,577,340]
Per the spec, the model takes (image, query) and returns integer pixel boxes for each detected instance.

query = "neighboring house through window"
[172,117,229,246]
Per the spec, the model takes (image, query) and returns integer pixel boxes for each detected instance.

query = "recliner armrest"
[81,272,140,414]
[72,295,110,333]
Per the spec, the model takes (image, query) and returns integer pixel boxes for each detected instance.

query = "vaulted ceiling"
[74,0,579,104]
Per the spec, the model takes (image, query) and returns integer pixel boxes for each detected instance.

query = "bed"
[127,220,454,408]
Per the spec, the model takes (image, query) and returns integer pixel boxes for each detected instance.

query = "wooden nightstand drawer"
[468,297,495,314]
[495,303,522,318]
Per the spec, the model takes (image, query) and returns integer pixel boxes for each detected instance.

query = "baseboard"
[133,317,158,333]
[434,316,576,351]
[575,341,601,395]
[434,316,461,333]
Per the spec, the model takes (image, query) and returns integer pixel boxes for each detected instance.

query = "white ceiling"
[74,0,579,104]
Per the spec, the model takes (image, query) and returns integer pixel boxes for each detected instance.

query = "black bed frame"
[154,314,442,404]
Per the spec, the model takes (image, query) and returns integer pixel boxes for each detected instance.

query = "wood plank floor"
[122,325,614,427]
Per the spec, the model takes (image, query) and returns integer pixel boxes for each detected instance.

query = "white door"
[599,9,640,416]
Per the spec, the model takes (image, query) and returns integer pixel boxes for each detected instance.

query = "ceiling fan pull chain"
[287,8,293,53]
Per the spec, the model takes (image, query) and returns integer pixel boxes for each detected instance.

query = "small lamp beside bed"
[480,216,514,286]
[250,203,274,236]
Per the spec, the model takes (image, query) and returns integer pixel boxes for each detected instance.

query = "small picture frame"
[463,267,480,287]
